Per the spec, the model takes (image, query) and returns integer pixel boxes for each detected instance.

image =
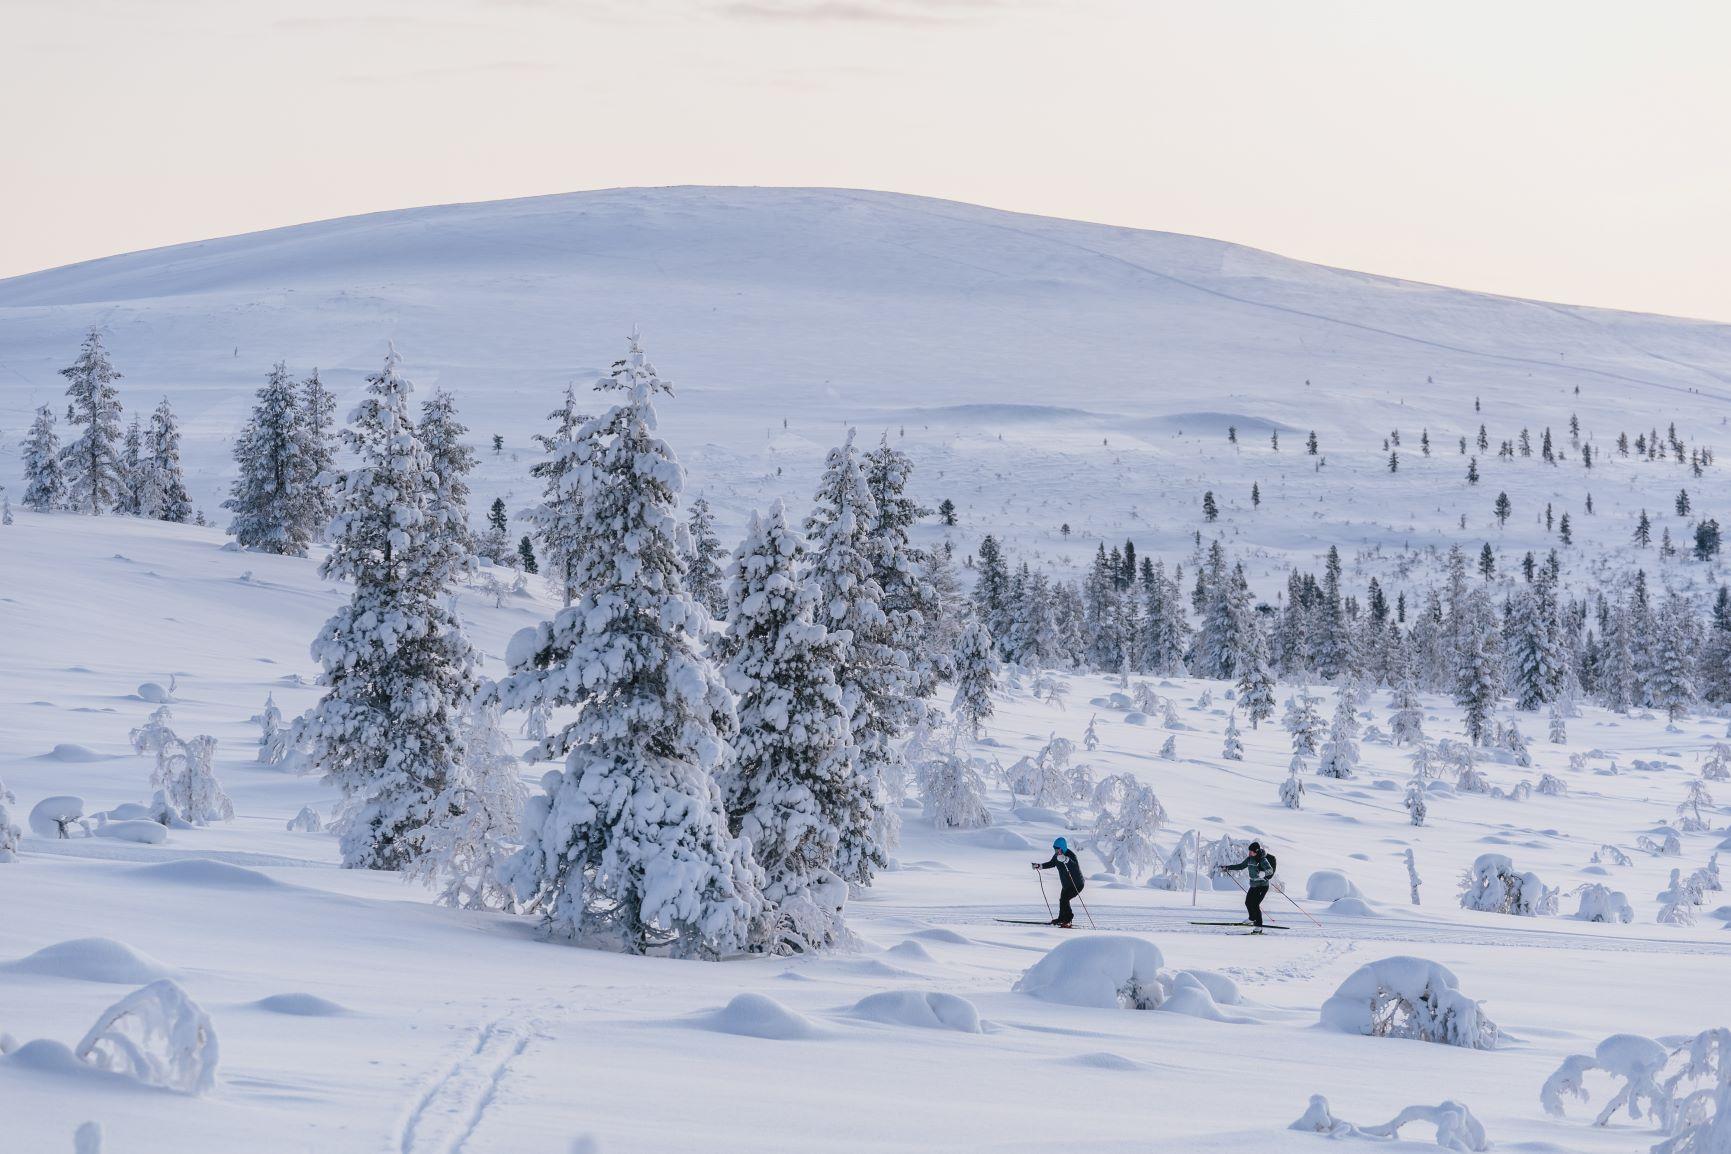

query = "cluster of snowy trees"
[18,330,192,523]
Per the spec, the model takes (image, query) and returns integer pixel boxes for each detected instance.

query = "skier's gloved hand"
[1031,862,1040,870]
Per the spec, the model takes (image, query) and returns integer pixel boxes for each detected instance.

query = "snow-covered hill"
[4,187,1730,596]
[1,512,1728,1154]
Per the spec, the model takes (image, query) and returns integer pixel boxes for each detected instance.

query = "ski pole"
[1076,894,1097,929]
[1035,868,1054,920]
[1271,879,1327,930]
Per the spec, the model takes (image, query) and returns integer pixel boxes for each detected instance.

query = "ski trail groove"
[397,1016,538,1154]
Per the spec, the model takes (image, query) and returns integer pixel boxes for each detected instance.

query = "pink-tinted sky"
[5,0,1729,320]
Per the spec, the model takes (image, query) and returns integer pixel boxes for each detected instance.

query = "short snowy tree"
[1657,868,1702,925]
[1548,702,1567,745]
[718,500,864,952]
[1285,687,1324,757]
[1704,744,1731,782]
[20,404,67,512]
[1222,710,1244,760]
[1388,670,1426,746]
[917,727,992,833]
[59,329,126,515]
[527,383,592,606]
[1159,734,1177,760]
[416,388,477,555]
[1317,690,1360,778]
[684,495,728,621]
[256,694,283,762]
[301,348,479,872]
[154,735,233,825]
[0,777,20,862]
[1536,772,1568,796]
[1460,852,1556,915]
[1082,713,1100,752]
[1405,779,1428,826]
[1279,767,1305,810]
[1091,773,1167,879]
[1570,884,1633,924]
[1405,848,1422,905]
[74,979,219,1096]
[950,619,1000,739]
[137,398,192,523]
[499,334,766,958]
[1676,779,1715,833]
[1319,955,1498,1049]
[298,369,339,538]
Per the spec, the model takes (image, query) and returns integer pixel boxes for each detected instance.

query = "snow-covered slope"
[2,512,1728,1154]
[4,187,1730,590]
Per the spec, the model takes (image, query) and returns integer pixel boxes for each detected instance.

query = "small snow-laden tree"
[1405,779,1428,826]
[1082,713,1100,752]
[1639,832,1684,857]
[256,693,283,762]
[408,693,528,911]
[1280,767,1305,810]
[1457,763,1491,794]
[416,388,478,556]
[718,500,864,952]
[1289,1095,1490,1151]
[20,404,67,512]
[1285,686,1324,757]
[1222,710,1244,761]
[1543,1033,1673,1128]
[75,979,218,1095]
[302,348,480,872]
[1548,701,1567,745]
[684,496,729,621]
[1704,744,1731,782]
[527,382,592,607]
[137,398,192,523]
[1537,772,1568,796]
[1388,666,1426,746]
[520,699,550,744]
[1592,843,1634,867]
[1653,1028,1731,1154]
[1503,718,1533,767]
[498,334,767,958]
[1650,593,1701,723]
[58,329,126,515]
[286,806,322,833]
[1236,627,1277,728]
[950,618,1000,739]
[1657,868,1703,925]
[1319,955,1499,1049]
[1700,853,1723,894]
[805,428,907,889]
[1317,690,1360,778]
[226,362,319,555]
[0,776,20,862]
[917,725,992,833]
[1453,595,1503,745]
[1091,773,1166,880]
[1410,741,1439,780]
[1405,847,1422,905]
[1677,780,1715,833]
[1159,735,1177,760]
[1460,852,1556,915]
[154,735,233,825]
[1508,571,1566,710]
[1571,883,1634,924]
[297,368,339,539]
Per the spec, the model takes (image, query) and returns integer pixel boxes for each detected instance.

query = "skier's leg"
[1246,885,1266,927]
[1058,886,1076,926]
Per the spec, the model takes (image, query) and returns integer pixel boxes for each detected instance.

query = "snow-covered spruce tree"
[917,724,991,833]
[1082,713,1100,751]
[297,369,338,539]
[301,348,479,872]
[1508,570,1566,710]
[1280,767,1305,810]
[119,417,144,515]
[1222,710,1244,760]
[0,776,20,862]
[1454,601,1503,745]
[499,335,766,958]
[865,433,949,703]
[1649,593,1700,723]
[1548,701,1567,744]
[137,398,192,523]
[950,618,1000,738]
[153,735,234,825]
[805,428,907,887]
[527,382,592,606]
[256,693,283,762]
[20,404,67,512]
[1405,779,1428,826]
[226,362,318,555]
[718,500,863,951]
[1317,688,1361,778]
[1236,624,1277,728]
[58,328,126,515]
[1286,686,1323,758]
[407,694,528,910]
[1388,660,1426,745]
[1092,773,1167,880]
[416,389,477,555]
[684,496,728,621]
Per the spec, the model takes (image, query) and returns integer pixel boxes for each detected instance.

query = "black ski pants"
[1246,884,1268,927]
[1057,884,1079,926]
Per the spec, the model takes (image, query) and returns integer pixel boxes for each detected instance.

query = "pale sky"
[4,0,1730,320]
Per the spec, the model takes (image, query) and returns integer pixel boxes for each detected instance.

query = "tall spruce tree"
[138,398,192,523]
[499,334,765,958]
[298,369,339,538]
[719,500,861,952]
[226,362,318,555]
[417,389,477,555]
[685,496,729,620]
[301,348,479,872]
[58,329,126,515]
[20,405,66,512]
[865,433,949,700]
[119,416,145,515]
[951,618,1001,738]
[528,382,591,606]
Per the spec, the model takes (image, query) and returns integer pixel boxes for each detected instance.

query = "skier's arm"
[1033,854,1059,870]
[1219,857,1249,872]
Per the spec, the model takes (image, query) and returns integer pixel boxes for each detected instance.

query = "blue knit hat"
[1053,837,1068,851]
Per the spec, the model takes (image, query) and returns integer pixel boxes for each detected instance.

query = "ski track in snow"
[397,1016,539,1154]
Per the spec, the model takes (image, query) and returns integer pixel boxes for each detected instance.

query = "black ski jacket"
[1037,849,1085,892]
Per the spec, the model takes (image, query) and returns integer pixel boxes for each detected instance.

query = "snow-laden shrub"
[255,693,283,763]
[1221,711,1243,761]
[75,979,218,1095]
[1545,1028,1731,1152]
[1306,870,1362,902]
[0,777,19,862]
[409,696,529,911]
[1538,773,1568,796]
[1319,955,1498,1049]
[27,795,85,839]
[1659,868,1704,925]
[1704,745,1731,782]
[917,740,992,831]
[285,806,322,833]
[1129,682,1160,715]
[1090,774,1165,880]
[153,735,233,825]
[1405,779,1428,826]
[1542,1033,1671,1126]
[1459,853,1556,916]
[1013,936,1166,1010]
[1592,843,1634,867]
[1503,719,1532,767]
[1678,780,1716,833]
[1158,735,1177,760]
[1641,832,1684,856]
[1279,768,1305,810]
[1082,714,1100,752]
[1572,884,1633,923]
[75,1122,102,1154]
[1656,1027,1731,1154]
[1289,1094,1489,1150]
[1456,766,1491,794]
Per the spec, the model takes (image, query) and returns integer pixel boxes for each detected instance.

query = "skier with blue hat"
[1032,837,1085,927]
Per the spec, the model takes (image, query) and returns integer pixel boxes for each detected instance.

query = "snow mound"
[700,994,821,1040]
[1320,956,1497,1048]
[128,860,282,889]
[1306,870,1363,902]
[1011,806,1067,824]
[93,819,167,844]
[1014,936,1166,1010]
[2,1038,90,1076]
[252,993,350,1017]
[849,991,982,1033]
[27,795,85,838]
[2,938,177,984]
[884,941,934,963]
[1162,974,1245,1023]
[135,682,175,704]
[1571,884,1634,924]
[1068,1051,1145,1071]
[909,928,971,945]
[1328,897,1379,917]
[41,744,107,762]
[961,828,1035,850]
[1178,969,1242,1006]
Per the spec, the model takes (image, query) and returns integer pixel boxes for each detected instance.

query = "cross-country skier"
[1220,841,1278,933]
[1032,837,1085,927]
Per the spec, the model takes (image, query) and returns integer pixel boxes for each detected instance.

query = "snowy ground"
[3,512,1727,1153]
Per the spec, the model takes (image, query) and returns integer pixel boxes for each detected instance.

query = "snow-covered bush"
[1280,768,1305,810]
[1286,687,1323,757]
[1658,868,1703,925]
[950,620,999,738]
[1572,884,1633,924]
[1704,745,1731,782]
[409,696,529,911]
[1319,955,1498,1049]
[1221,711,1243,761]
[0,777,19,862]
[1641,832,1684,856]
[285,806,322,833]
[1592,843,1634,867]
[27,795,85,839]
[1549,702,1567,745]
[1091,774,1166,880]
[1678,780,1716,833]
[1460,853,1556,916]
[75,979,218,1095]
[1456,765,1491,794]
[1503,719,1532,767]
[1655,1028,1731,1154]
[1317,691,1360,778]
[1543,1028,1731,1152]
[153,735,233,825]
[256,693,283,763]
[1289,1094,1489,1150]
[1543,1033,1671,1127]
[1158,735,1177,760]
[1537,773,1568,796]
[917,731,992,832]
[1082,713,1100,752]
[1130,681,1160,715]
[1405,779,1428,826]
[1405,848,1422,905]
[1013,936,1167,1010]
